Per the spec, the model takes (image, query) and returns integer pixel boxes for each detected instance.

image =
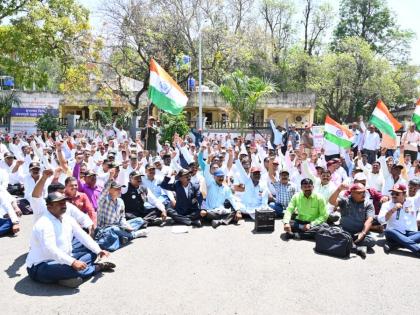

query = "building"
[183,91,316,129]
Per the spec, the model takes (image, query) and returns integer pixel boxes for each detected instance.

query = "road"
[1,216,419,315]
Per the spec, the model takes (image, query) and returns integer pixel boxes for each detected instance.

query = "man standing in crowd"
[401,123,420,162]
[362,124,381,164]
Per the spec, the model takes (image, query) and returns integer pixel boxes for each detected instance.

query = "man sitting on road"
[378,184,420,257]
[283,178,328,240]
[160,169,202,227]
[201,168,243,228]
[329,183,376,259]
[121,171,168,226]
[25,191,115,288]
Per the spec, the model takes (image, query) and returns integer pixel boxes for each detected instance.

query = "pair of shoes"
[153,218,163,226]
[132,230,149,238]
[191,219,202,227]
[161,217,175,226]
[356,246,367,259]
[96,261,116,272]
[211,220,221,229]
[284,232,295,240]
[367,247,375,254]
[58,277,84,288]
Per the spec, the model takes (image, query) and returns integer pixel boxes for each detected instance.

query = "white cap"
[354,172,367,181]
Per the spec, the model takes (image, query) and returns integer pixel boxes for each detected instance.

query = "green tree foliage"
[309,37,399,122]
[217,70,275,134]
[36,110,65,132]
[0,0,98,90]
[0,91,20,118]
[159,113,190,144]
[332,0,414,63]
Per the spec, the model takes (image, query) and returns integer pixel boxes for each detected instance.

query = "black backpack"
[315,226,353,258]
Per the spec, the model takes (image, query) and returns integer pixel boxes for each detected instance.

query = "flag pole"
[198,7,203,130]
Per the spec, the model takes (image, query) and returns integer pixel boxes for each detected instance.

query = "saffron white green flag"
[413,98,420,130]
[324,116,353,148]
[369,100,402,147]
[148,58,188,115]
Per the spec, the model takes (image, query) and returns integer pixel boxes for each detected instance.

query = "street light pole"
[198,9,203,130]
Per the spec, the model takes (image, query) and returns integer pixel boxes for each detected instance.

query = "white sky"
[81,0,420,65]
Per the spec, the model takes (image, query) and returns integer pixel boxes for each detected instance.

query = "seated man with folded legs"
[329,183,376,259]
[283,178,328,240]
[121,171,169,227]
[26,192,115,288]
[96,168,147,251]
[379,184,420,257]
[160,169,202,227]
[201,169,243,228]
[0,186,20,236]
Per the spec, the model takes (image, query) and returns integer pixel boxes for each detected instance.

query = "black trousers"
[362,149,378,164]
[405,150,418,162]
[167,208,201,226]
[202,210,239,225]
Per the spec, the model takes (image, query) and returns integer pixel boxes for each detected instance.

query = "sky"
[81,0,420,65]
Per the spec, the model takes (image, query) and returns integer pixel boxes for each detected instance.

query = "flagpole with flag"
[369,100,402,148]
[148,58,188,115]
[413,98,420,130]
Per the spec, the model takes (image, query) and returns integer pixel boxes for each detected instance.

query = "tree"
[302,0,334,56]
[309,37,399,122]
[0,0,95,90]
[36,110,65,132]
[0,0,31,22]
[217,70,275,134]
[159,112,190,144]
[0,91,20,118]
[332,0,414,63]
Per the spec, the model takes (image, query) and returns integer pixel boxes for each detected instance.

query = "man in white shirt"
[401,123,420,162]
[378,184,420,257]
[362,124,381,164]
[26,192,115,288]
[365,160,385,192]
[0,187,20,236]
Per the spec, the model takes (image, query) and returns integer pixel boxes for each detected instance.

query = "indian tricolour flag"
[324,116,353,148]
[369,100,402,147]
[148,58,188,115]
[413,98,420,130]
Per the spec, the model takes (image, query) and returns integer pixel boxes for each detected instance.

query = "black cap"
[29,162,41,170]
[145,163,155,170]
[301,178,314,185]
[85,170,97,177]
[4,152,15,159]
[129,171,143,178]
[110,181,126,189]
[177,169,190,177]
[45,192,69,204]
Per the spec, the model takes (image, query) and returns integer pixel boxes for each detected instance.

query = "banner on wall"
[10,94,60,134]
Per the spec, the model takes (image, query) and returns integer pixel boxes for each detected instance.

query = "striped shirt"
[97,180,127,228]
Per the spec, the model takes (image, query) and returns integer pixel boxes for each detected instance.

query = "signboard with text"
[10,94,60,134]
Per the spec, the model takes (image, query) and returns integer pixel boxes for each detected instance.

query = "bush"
[159,112,190,144]
[36,110,65,133]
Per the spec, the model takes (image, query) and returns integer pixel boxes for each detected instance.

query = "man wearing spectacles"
[378,184,420,257]
[329,183,376,259]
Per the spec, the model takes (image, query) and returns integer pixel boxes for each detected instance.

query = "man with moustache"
[26,191,115,288]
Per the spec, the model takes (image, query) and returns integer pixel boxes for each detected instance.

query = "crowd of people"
[0,115,419,288]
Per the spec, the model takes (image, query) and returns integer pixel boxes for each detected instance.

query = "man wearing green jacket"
[283,178,328,239]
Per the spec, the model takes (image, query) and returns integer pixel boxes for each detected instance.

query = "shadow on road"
[5,252,27,278]
[14,276,79,296]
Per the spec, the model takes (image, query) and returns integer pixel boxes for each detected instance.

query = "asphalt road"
[1,216,419,315]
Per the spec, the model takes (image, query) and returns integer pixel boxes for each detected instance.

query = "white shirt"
[0,189,18,223]
[31,197,93,228]
[382,176,407,196]
[363,131,380,151]
[366,172,385,192]
[26,211,100,268]
[378,199,418,233]
[23,174,50,201]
